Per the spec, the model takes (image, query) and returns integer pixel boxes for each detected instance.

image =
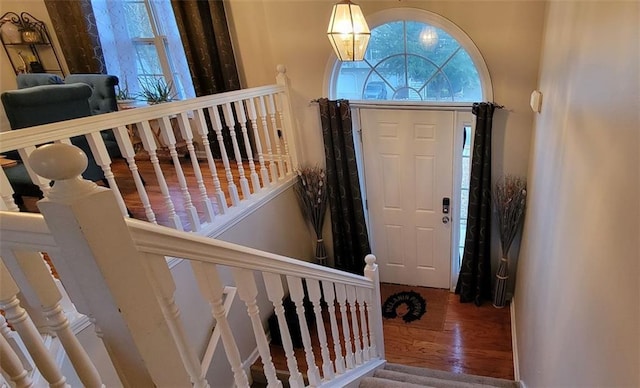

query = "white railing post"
[28,143,195,387]
[136,120,184,230]
[233,101,261,192]
[191,262,249,387]
[275,65,298,173]
[0,260,69,388]
[346,285,363,365]
[192,108,228,214]
[112,125,157,224]
[363,254,384,359]
[0,328,34,388]
[335,283,355,369]
[232,269,281,388]
[176,112,216,224]
[306,279,335,380]
[286,276,321,386]
[262,272,304,388]
[321,280,346,374]
[2,250,104,388]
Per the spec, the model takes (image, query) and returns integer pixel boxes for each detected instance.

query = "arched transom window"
[334,20,483,102]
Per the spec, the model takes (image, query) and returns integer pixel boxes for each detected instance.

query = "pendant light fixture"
[327,0,370,61]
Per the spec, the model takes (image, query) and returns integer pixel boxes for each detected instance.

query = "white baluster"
[0,168,20,212]
[136,120,183,230]
[334,283,355,369]
[157,116,200,231]
[321,280,345,374]
[222,103,251,199]
[306,279,334,380]
[0,261,69,388]
[191,262,249,387]
[356,287,371,362]
[364,255,383,359]
[176,112,215,223]
[273,93,293,175]
[275,65,298,172]
[262,272,304,388]
[86,132,127,217]
[346,285,363,365]
[256,96,279,183]
[286,276,321,386]
[266,95,284,178]
[142,254,209,388]
[0,330,34,388]
[232,269,281,388]
[1,315,33,376]
[8,250,104,387]
[192,108,227,214]
[112,125,157,223]
[233,101,261,192]
[246,98,271,187]
[208,106,240,207]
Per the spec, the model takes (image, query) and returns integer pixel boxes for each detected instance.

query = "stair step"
[383,363,519,388]
[372,369,498,388]
[360,376,435,388]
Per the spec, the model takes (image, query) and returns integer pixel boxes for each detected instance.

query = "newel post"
[275,64,299,171]
[29,143,193,387]
[364,254,385,359]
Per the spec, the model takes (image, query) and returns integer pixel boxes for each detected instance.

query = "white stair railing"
[0,143,385,387]
[0,66,298,236]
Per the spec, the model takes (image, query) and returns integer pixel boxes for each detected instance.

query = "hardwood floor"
[383,287,514,380]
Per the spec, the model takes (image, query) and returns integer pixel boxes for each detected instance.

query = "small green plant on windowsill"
[138,77,177,104]
[116,81,137,110]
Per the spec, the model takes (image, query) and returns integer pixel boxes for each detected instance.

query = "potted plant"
[294,166,329,265]
[116,78,136,110]
[138,77,176,104]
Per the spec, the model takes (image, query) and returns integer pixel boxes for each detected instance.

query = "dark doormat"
[380,283,448,331]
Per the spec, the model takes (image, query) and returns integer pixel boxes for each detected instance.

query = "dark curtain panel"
[319,99,371,274]
[44,0,106,74]
[455,102,496,306]
[170,0,240,96]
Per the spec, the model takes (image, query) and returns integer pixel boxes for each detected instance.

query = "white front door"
[361,109,454,288]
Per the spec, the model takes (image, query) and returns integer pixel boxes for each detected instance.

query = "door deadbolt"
[442,216,450,224]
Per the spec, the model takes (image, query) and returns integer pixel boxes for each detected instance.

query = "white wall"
[515,1,639,386]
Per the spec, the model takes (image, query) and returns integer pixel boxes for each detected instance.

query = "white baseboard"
[511,296,520,382]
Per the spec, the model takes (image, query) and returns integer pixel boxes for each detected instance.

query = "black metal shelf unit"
[0,12,65,76]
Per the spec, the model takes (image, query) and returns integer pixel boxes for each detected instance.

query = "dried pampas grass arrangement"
[294,166,328,265]
[493,175,527,308]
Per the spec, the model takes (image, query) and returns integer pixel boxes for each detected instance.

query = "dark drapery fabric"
[455,102,496,306]
[319,99,371,274]
[170,0,240,96]
[44,0,106,74]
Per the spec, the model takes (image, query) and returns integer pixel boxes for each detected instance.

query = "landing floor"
[382,284,514,380]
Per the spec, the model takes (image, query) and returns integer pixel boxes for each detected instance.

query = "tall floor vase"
[493,256,509,308]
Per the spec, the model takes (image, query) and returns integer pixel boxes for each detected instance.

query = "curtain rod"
[310,98,505,109]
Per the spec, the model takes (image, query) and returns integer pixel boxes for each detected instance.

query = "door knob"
[442,216,450,224]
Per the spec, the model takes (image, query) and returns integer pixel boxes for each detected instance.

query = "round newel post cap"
[276,64,287,74]
[365,254,377,266]
[29,143,88,181]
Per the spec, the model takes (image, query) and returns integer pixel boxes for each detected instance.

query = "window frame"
[327,8,493,104]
